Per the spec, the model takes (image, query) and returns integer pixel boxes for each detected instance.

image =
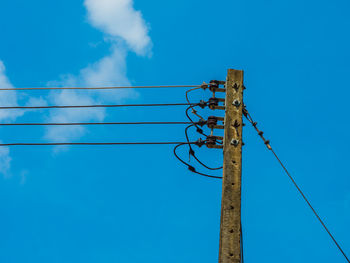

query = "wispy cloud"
[0,0,152,174]
[0,61,21,177]
[0,61,23,121]
[0,144,11,177]
[44,0,151,144]
[44,90,105,143]
[84,0,152,55]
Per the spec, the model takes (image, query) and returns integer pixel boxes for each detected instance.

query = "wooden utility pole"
[219,69,244,263]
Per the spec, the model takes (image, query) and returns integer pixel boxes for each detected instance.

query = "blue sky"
[0,0,350,262]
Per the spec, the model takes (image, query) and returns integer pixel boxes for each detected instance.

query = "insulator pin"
[207,116,218,128]
[206,135,217,148]
[208,98,219,109]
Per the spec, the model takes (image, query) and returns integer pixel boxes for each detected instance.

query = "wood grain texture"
[218,69,244,263]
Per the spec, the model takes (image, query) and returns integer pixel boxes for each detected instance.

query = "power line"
[0,121,193,126]
[0,85,201,91]
[270,148,350,263]
[0,141,200,147]
[185,124,223,171]
[243,106,350,263]
[177,88,223,178]
[0,103,196,110]
[173,143,223,179]
[185,88,207,133]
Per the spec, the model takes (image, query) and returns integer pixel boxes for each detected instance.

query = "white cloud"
[0,142,11,177]
[81,45,130,87]
[45,90,105,142]
[0,61,21,177]
[44,0,151,144]
[84,0,152,55]
[44,46,139,143]
[0,61,23,121]
[0,0,152,172]
[25,96,48,107]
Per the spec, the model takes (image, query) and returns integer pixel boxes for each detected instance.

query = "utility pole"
[219,69,244,263]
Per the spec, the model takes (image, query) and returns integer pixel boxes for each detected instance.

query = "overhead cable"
[173,143,223,179]
[243,105,350,263]
[0,85,201,91]
[0,141,202,147]
[0,103,196,110]
[185,124,223,170]
[185,88,208,135]
[0,121,193,126]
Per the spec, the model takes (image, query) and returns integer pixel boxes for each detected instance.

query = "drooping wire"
[180,88,224,178]
[243,105,350,263]
[186,87,206,118]
[185,104,225,142]
[0,141,200,147]
[185,88,223,145]
[0,103,196,110]
[0,85,201,91]
[0,121,193,126]
[173,143,223,179]
[185,106,209,137]
[185,88,208,136]
[185,88,208,135]
[185,124,223,170]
